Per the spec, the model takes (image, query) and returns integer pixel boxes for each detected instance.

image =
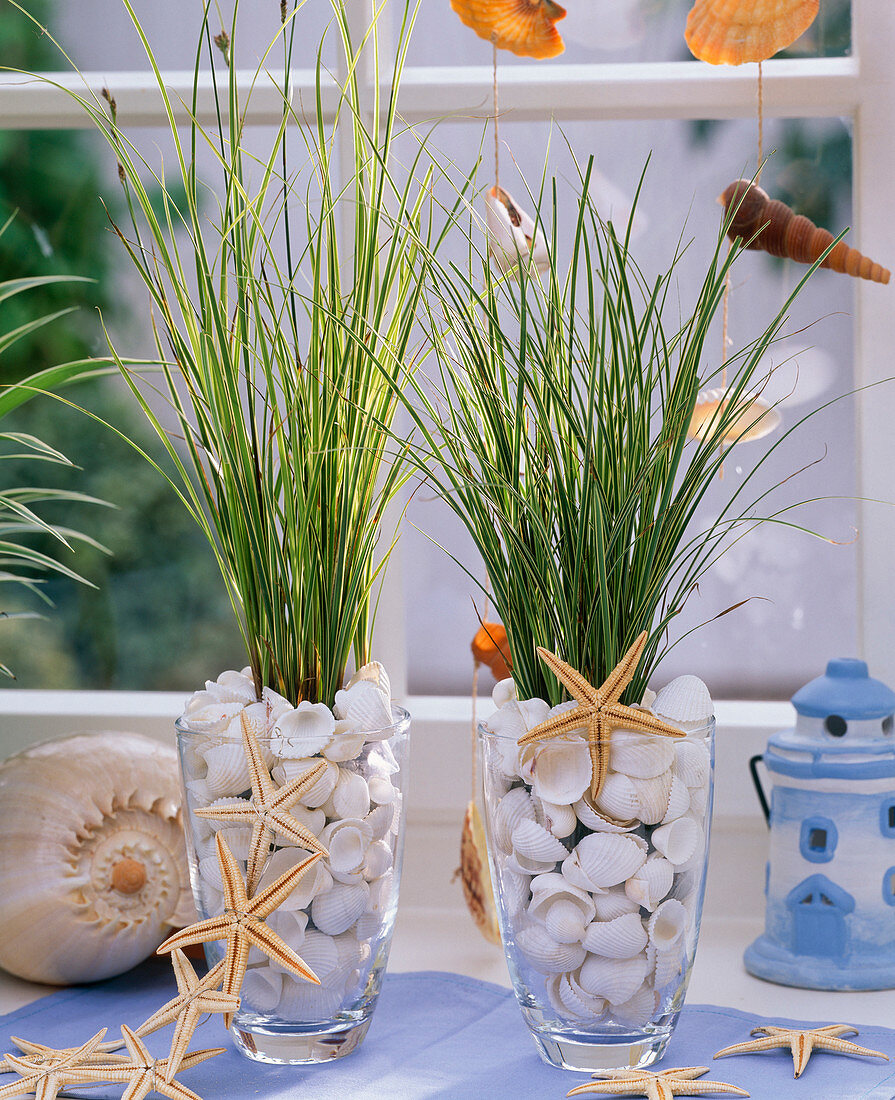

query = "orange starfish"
[518,632,684,800]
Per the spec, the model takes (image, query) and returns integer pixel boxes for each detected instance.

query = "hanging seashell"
[485,186,551,276]
[631,773,674,826]
[471,621,513,681]
[459,801,502,945]
[687,388,781,447]
[651,816,701,867]
[578,952,650,1005]
[346,660,391,701]
[592,886,642,922]
[647,898,689,950]
[593,771,641,822]
[672,738,712,789]
[516,924,586,974]
[685,0,818,65]
[521,738,592,807]
[720,179,890,283]
[661,775,692,824]
[582,912,649,959]
[609,729,675,779]
[610,983,658,1026]
[625,854,674,911]
[450,0,566,59]
[0,732,193,985]
[511,818,570,864]
[573,793,637,834]
[333,680,394,735]
[492,677,518,709]
[201,742,252,797]
[311,882,370,936]
[563,833,647,891]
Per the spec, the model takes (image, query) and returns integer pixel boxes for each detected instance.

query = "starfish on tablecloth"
[567,1065,749,1098]
[1,1034,127,1072]
[518,632,684,799]
[194,711,329,895]
[157,833,322,1026]
[69,1025,222,1100]
[714,1023,889,1078]
[131,953,237,1080]
[0,1028,112,1099]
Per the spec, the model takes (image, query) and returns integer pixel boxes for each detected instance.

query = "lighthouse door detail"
[786,874,855,957]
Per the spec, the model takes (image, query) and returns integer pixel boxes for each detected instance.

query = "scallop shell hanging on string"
[471,621,513,681]
[450,0,567,59]
[459,802,502,945]
[687,388,781,446]
[685,0,819,65]
[485,186,551,276]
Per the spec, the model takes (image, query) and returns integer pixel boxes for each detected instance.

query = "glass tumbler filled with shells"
[175,663,408,1065]
[479,635,714,1072]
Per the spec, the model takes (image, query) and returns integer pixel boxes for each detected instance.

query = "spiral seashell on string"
[485,186,551,276]
[450,0,566,59]
[685,0,819,65]
[720,179,890,283]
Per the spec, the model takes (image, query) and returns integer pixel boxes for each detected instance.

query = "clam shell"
[688,783,709,815]
[202,743,252,797]
[333,680,393,735]
[258,849,333,911]
[272,701,335,758]
[672,817,707,873]
[511,818,569,864]
[363,840,393,882]
[198,855,224,893]
[241,966,283,1013]
[494,787,537,852]
[214,825,253,861]
[485,185,552,273]
[272,759,339,808]
[283,805,326,842]
[582,912,648,959]
[266,907,309,945]
[492,678,517,708]
[508,852,559,876]
[610,984,657,1026]
[593,772,641,822]
[685,0,818,66]
[651,817,700,867]
[632,773,673,826]
[647,899,688,950]
[652,944,685,989]
[573,794,637,834]
[564,833,647,891]
[368,776,397,805]
[544,899,589,945]
[592,887,642,921]
[346,660,391,700]
[673,739,711,789]
[355,911,381,941]
[532,797,578,839]
[661,776,691,824]
[528,872,595,924]
[653,676,713,728]
[516,924,586,974]
[323,723,366,763]
[609,730,674,779]
[578,952,650,1005]
[365,803,395,841]
[320,818,372,877]
[625,855,674,911]
[276,979,345,1022]
[329,769,371,821]
[201,668,258,706]
[547,972,607,1021]
[311,882,369,936]
[182,699,245,735]
[501,869,531,917]
[522,739,592,807]
[669,869,700,905]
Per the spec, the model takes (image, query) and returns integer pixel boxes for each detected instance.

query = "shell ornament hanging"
[471,621,512,681]
[720,179,891,284]
[685,0,819,65]
[485,186,550,276]
[450,0,566,59]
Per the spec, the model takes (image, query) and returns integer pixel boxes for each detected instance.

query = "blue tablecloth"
[2,963,894,1099]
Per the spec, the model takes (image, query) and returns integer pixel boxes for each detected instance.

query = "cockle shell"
[531,796,578,839]
[258,848,333,911]
[625,855,674,911]
[494,786,537,852]
[346,660,391,700]
[546,972,607,1021]
[685,0,819,66]
[544,899,591,945]
[516,924,586,974]
[688,389,781,446]
[688,782,709,815]
[651,943,685,989]
[662,775,692,824]
[492,677,518,709]
[582,912,648,959]
[593,771,641,821]
[511,818,570,864]
[327,769,371,821]
[573,794,637,834]
[647,899,688,950]
[502,869,531,917]
[521,738,592,806]
[334,680,393,735]
[319,818,373,877]
[631,773,674,826]
[451,0,567,59]
[200,668,258,706]
[201,743,252,797]
[323,723,366,763]
[673,739,712,788]
[272,758,339,808]
[283,805,326,842]
[611,984,658,1026]
[653,676,713,728]
[368,776,398,805]
[578,952,650,1005]
[564,833,647,891]
[271,701,335,758]
[528,873,595,926]
[485,186,551,276]
[276,979,345,1022]
[0,732,193,985]
[365,803,395,841]
[609,729,675,779]
[592,887,642,921]
[651,816,700,866]
[363,839,393,881]
[241,966,283,1013]
[311,882,369,936]
[181,698,245,735]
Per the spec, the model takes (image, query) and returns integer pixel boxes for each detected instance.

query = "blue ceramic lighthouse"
[744,658,895,990]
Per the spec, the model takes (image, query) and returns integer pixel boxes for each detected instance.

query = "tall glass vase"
[479,713,714,1073]
[177,691,409,1065]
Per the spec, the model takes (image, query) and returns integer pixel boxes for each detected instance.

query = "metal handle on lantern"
[749,754,770,826]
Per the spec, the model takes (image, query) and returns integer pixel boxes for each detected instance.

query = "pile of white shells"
[482,674,713,1029]
[180,661,403,1023]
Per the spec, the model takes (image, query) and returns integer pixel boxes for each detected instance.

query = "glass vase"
[478,716,714,1073]
[176,705,410,1065]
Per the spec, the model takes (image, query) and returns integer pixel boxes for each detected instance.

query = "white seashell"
[564,833,647,891]
[687,783,709,815]
[559,972,608,1020]
[653,676,713,728]
[320,818,372,877]
[366,871,394,916]
[201,668,258,706]
[276,979,345,1022]
[610,984,657,1026]
[272,758,339,808]
[241,966,283,1013]
[484,704,528,778]
[544,899,590,945]
[673,817,707,874]
[640,687,657,709]
[532,797,578,839]
[609,730,675,779]
[669,869,700,906]
[592,887,642,921]
[661,775,691,824]
[182,698,245,735]
[573,794,637,834]
[673,739,711,789]
[625,855,674,911]
[272,701,335,758]
[507,852,558,876]
[647,899,688,950]
[485,184,550,275]
[578,953,649,1005]
[494,787,537,852]
[200,884,224,918]
[214,825,254,861]
[492,678,517,708]
[651,817,700,867]
[528,873,595,925]
[501,869,531,916]
[265,907,309,945]
[323,722,366,763]
[365,803,395,841]
[237,703,279,766]
[367,775,396,806]
[518,697,551,730]
[521,739,592,807]
[283,805,326,842]
[261,686,293,726]
[333,680,393,735]
[258,848,333,911]
[198,855,225,893]
[346,661,391,701]
[511,819,569,864]
[594,772,641,822]
[329,769,371,821]
[202,743,252,797]
[355,911,381,941]
[516,924,586,974]
[363,839,393,881]
[582,912,648,959]
[631,773,674,826]
[311,882,369,936]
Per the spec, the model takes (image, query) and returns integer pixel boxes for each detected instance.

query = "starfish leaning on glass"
[156,833,322,1026]
[518,632,684,800]
[714,1023,890,1078]
[567,1065,749,1099]
[0,1029,114,1100]
[194,711,329,895]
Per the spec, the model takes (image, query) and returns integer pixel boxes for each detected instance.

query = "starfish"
[518,632,684,799]
[714,1023,890,1078]
[1,1035,127,1073]
[132,953,238,1080]
[567,1065,749,1099]
[69,1025,223,1100]
[157,833,322,1026]
[194,711,329,895]
[0,1028,112,1100]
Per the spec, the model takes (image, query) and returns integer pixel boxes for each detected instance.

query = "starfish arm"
[244,922,320,984]
[790,1035,814,1078]
[119,1072,152,1100]
[245,820,273,897]
[133,994,185,1037]
[163,1006,202,1082]
[222,931,251,1005]
[250,851,323,918]
[0,1077,40,1098]
[714,1036,789,1058]
[604,703,684,740]
[537,648,599,704]
[683,1085,749,1096]
[661,1070,713,1080]
[813,1036,889,1061]
[517,706,592,747]
[271,761,329,810]
[35,1076,63,1100]
[175,1049,226,1071]
[600,632,648,704]
[194,804,254,827]
[587,717,611,799]
[58,1030,109,1069]
[241,715,276,806]
[157,916,232,955]
[265,810,328,857]
[215,835,250,912]
[157,1078,205,1100]
[170,949,200,995]
[815,1024,859,1037]
[567,1083,646,1096]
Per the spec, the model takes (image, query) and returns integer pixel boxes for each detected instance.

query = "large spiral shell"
[721,179,890,284]
[0,732,193,984]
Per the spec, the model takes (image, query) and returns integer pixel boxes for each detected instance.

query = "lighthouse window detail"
[800,817,837,863]
[881,800,895,838]
[884,869,895,907]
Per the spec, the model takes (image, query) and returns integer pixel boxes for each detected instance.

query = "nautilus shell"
[721,179,891,284]
[0,732,193,985]
[450,0,566,60]
[685,0,818,65]
[471,621,512,681]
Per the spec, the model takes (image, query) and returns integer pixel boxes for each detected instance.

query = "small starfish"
[714,1023,890,1079]
[69,1025,222,1100]
[519,632,684,799]
[194,711,329,895]
[0,1028,111,1100]
[1,1035,127,1073]
[567,1065,749,1099]
[133,953,238,1080]
[157,833,322,1026]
